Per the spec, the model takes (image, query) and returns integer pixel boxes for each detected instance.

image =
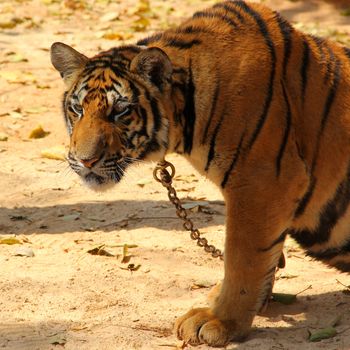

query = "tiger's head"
[50,42,173,190]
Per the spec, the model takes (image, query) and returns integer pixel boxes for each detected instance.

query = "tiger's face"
[51,43,173,190]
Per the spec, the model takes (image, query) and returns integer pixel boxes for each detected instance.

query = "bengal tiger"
[50,0,350,346]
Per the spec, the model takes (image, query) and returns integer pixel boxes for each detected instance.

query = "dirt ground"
[1,0,350,349]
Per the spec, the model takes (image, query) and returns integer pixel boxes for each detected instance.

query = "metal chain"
[153,160,224,260]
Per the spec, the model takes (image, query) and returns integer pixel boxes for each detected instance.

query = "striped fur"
[51,1,350,346]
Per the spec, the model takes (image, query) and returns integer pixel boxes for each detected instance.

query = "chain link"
[153,160,224,260]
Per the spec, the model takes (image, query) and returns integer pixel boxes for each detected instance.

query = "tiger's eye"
[109,98,132,122]
[72,103,83,116]
[110,106,131,123]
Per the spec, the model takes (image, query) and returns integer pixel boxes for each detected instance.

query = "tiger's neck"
[161,50,229,183]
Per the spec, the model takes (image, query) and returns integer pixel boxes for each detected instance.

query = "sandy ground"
[1,0,350,349]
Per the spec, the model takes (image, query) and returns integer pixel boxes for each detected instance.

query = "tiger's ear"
[130,47,172,89]
[50,42,88,84]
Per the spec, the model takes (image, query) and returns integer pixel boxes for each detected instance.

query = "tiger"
[50,0,350,346]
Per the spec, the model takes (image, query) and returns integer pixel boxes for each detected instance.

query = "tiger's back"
[143,1,350,272]
[50,1,350,346]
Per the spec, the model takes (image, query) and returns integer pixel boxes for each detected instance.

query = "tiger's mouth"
[85,172,106,185]
[67,153,132,191]
[81,171,122,191]
[69,158,129,191]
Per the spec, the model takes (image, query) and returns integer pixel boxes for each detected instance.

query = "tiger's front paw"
[174,307,234,347]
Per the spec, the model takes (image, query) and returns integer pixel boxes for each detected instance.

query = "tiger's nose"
[80,157,100,169]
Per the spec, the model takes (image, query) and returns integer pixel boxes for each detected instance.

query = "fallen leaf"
[10,215,31,222]
[9,111,25,119]
[18,235,31,244]
[62,213,80,221]
[127,263,141,271]
[271,293,297,305]
[0,237,22,245]
[121,244,131,263]
[29,125,50,139]
[137,178,152,187]
[41,0,60,4]
[309,327,337,342]
[74,239,94,244]
[278,273,298,280]
[132,17,150,32]
[100,31,124,40]
[100,11,120,22]
[182,201,210,213]
[63,0,86,10]
[25,106,48,114]
[99,31,133,40]
[36,84,50,89]
[0,17,23,29]
[190,280,214,290]
[0,70,36,84]
[174,174,198,183]
[41,146,66,160]
[87,245,114,257]
[120,264,141,271]
[14,246,35,257]
[178,187,195,192]
[8,52,28,63]
[110,244,138,248]
[182,201,209,209]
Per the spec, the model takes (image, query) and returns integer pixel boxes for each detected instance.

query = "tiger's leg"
[207,252,286,314]
[175,169,308,346]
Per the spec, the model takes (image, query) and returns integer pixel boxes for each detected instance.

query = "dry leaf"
[63,0,86,10]
[111,244,138,248]
[25,106,48,114]
[190,280,214,290]
[0,71,36,84]
[100,31,133,40]
[0,17,23,29]
[87,245,114,257]
[174,174,198,183]
[29,125,50,139]
[136,178,152,187]
[74,239,93,244]
[36,84,50,89]
[271,293,297,305]
[41,146,66,160]
[120,263,141,271]
[182,201,210,212]
[278,273,298,280]
[132,17,150,32]
[100,12,120,22]
[0,52,28,63]
[0,237,22,245]
[10,215,31,222]
[178,187,195,192]
[9,111,25,119]
[62,213,80,221]
[121,244,131,263]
